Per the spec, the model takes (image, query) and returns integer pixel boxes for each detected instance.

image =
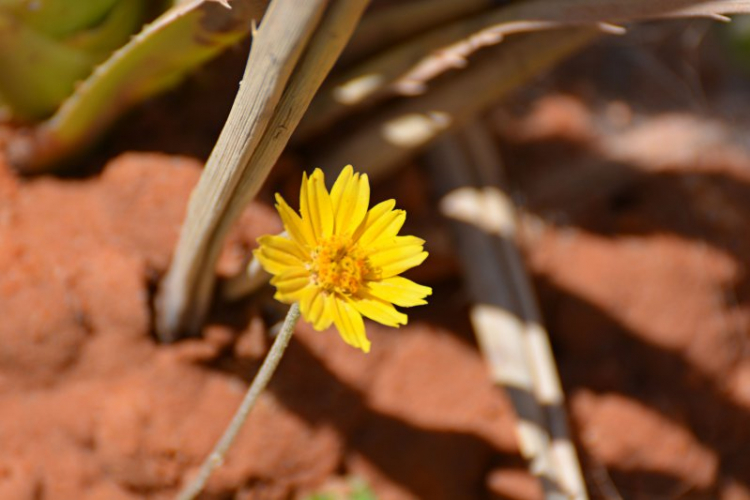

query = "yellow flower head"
[254,165,432,353]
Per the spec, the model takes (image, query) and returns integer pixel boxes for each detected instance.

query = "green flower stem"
[177,302,301,500]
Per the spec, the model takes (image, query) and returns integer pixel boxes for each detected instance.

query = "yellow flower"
[254,165,432,353]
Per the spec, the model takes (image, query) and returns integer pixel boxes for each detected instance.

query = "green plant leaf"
[349,480,378,500]
[0,0,148,119]
[64,0,147,59]
[0,13,95,119]
[11,0,268,172]
[2,0,120,38]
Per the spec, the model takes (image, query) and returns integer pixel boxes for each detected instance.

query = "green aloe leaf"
[2,0,121,39]
[0,13,95,119]
[64,0,148,60]
[0,0,148,119]
[11,0,267,172]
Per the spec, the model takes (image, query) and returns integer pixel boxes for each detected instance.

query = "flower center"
[310,235,371,295]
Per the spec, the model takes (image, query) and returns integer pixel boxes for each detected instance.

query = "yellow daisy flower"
[254,165,432,353]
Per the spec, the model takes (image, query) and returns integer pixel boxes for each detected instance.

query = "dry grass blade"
[425,122,588,500]
[297,0,750,139]
[156,0,330,341]
[201,0,371,319]
[214,0,371,259]
[157,0,370,341]
[314,29,599,181]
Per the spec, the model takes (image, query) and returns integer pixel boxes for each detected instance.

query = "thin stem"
[176,303,301,500]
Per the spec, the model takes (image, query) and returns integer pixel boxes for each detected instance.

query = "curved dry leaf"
[298,0,750,139]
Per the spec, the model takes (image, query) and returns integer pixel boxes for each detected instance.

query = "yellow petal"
[330,165,370,236]
[270,267,310,302]
[300,287,333,331]
[368,236,427,278]
[258,234,308,260]
[353,294,407,327]
[367,276,432,307]
[356,204,405,247]
[276,194,316,250]
[331,296,370,353]
[375,249,429,279]
[369,234,424,252]
[329,165,353,210]
[352,199,395,241]
[254,235,307,275]
[300,169,334,242]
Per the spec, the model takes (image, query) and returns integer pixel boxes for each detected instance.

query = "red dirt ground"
[0,151,529,500]
[2,24,750,500]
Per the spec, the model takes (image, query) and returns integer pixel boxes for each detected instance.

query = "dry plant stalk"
[157,0,328,340]
[425,122,588,500]
[297,0,750,139]
[157,0,370,341]
[209,0,371,274]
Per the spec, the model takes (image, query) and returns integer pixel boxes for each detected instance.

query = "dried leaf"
[299,0,750,139]
[311,29,599,180]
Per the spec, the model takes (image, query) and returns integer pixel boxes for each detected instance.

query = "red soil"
[0,152,529,500]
